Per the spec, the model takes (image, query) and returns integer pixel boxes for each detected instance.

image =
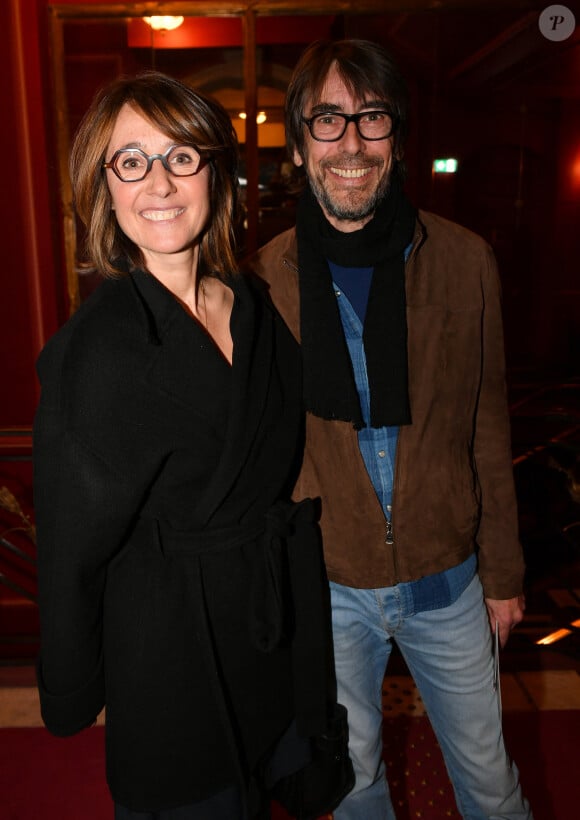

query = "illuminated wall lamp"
[144,16,185,31]
[239,111,268,124]
[536,620,580,646]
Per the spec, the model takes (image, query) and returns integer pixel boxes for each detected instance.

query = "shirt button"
[378,450,386,458]
[335,289,341,297]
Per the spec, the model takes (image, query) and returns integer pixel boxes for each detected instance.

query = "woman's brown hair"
[70,71,240,280]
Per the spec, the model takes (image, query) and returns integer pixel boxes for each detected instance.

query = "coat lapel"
[131,269,274,525]
[198,277,275,524]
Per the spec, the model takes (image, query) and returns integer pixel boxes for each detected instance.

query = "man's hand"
[484,596,526,648]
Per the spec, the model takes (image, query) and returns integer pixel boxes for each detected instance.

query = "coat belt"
[138,498,330,738]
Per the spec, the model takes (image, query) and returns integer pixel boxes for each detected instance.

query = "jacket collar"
[128,267,192,343]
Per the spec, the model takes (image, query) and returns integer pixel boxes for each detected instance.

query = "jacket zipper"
[388,427,402,581]
[284,252,401,562]
[385,505,394,544]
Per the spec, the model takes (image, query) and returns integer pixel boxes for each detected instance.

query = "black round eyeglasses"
[103,144,204,182]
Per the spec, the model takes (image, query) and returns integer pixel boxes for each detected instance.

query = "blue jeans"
[330,575,533,820]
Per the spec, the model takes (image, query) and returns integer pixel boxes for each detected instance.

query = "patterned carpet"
[380,711,580,820]
[1,707,579,819]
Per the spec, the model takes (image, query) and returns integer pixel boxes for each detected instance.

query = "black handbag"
[270,702,355,819]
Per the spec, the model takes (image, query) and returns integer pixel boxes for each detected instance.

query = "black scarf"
[296,179,416,428]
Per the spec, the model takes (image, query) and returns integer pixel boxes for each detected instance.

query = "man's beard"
[310,164,391,224]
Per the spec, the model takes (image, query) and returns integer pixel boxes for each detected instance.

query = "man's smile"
[329,166,374,179]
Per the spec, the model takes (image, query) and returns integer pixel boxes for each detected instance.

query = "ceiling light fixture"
[143,16,185,32]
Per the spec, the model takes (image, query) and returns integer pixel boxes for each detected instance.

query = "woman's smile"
[141,207,186,222]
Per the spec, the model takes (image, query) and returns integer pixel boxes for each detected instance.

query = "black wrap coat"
[33,268,330,812]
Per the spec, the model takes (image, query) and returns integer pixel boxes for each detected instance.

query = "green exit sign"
[433,158,458,174]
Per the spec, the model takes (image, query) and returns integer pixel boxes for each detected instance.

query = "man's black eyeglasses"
[301,110,397,142]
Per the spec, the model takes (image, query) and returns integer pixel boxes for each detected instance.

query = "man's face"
[294,64,395,233]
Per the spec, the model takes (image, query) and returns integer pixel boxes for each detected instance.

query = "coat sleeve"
[33,330,153,736]
[472,245,525,599]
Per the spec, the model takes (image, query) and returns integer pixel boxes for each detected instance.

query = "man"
[252,39,533,820]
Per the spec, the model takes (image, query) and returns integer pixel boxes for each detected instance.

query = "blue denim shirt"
[329,260,476,611]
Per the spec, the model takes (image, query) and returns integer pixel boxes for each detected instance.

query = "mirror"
[49,1,580,379]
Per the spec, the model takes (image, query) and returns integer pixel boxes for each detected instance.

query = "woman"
[33,72,331,819]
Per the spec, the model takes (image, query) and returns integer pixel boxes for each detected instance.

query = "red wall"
[1,0,121,432]
[1,0,69,428]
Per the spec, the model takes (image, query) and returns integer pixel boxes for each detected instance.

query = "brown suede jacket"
[251,210,526,599]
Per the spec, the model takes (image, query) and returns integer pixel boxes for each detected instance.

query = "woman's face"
[105,103,211,271]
